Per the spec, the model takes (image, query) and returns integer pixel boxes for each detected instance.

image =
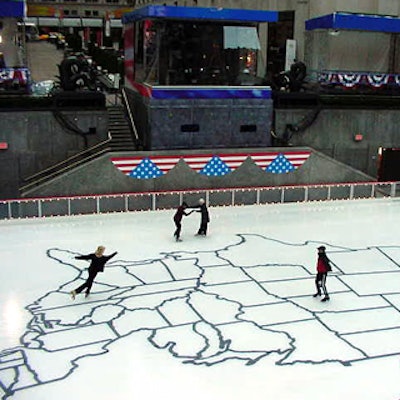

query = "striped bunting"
[111,156,180,179]
[183,154,248,176]
[252,151,311,173]
[110,151,311,179]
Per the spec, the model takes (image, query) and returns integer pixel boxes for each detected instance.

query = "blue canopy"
[306,12,400,33]
[123,5,278,25]
[0,0,25,18]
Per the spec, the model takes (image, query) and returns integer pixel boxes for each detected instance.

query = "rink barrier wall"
[0,181,398,220]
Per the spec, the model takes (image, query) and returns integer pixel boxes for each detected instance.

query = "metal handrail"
[20,133,112,192]
[121,87,140,142]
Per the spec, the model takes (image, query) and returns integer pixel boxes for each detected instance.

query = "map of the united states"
[1,233,400,399]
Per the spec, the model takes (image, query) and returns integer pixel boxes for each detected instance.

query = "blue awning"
[123,5,278,25]
[306,12,400,33]
[0,0,25,18]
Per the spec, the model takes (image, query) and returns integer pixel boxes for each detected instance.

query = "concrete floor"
[26,40,64,82]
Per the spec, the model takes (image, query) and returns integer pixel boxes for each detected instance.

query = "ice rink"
[0,197,399,400]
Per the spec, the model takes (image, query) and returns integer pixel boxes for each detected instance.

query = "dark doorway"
[266,11,295,81]
[378,147,400,181]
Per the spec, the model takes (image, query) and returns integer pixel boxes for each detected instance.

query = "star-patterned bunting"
[266,153,295,173]
[128,157,164,179]
[200,155,232,176]
[110,151,310,179]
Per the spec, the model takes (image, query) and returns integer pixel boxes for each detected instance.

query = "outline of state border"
[1,234,400,399]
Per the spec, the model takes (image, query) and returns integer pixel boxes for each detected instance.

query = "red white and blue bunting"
[111,151,311,179]
[0,67,30,87]
[319,71,400,88]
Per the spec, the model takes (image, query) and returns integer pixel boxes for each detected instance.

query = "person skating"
[173,201,192,241]
[70,245,117,299]
[313,245,332,302]
[193,198,210,236]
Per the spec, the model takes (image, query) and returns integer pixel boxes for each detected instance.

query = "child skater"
[313,245,332,302]
[70,245,117,299]
[173,201,192,242]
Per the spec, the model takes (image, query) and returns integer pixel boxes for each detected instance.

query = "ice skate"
[321,296,330,302]
[313,292,321,297]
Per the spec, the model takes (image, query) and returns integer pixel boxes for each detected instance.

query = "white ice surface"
[0,198,399,400]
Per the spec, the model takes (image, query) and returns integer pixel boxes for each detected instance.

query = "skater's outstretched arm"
[75,254,92,260]
[104,251,118,261]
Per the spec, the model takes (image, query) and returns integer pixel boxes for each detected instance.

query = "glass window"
[133,20,266,86]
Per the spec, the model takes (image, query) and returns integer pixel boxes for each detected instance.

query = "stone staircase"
[107,105,137,151]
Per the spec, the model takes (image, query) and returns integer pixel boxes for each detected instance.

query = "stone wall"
[275,108,400,178]
[20,147,373,198]
[0,109,108,199]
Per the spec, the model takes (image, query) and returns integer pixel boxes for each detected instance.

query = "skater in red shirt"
[313,246,332,302]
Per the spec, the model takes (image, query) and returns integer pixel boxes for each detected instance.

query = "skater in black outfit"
[194,198,210,236]
[173,202,192,241]
[70,245,117,299]
[313,246,332,302]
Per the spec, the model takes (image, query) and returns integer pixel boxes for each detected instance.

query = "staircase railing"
[121,87,140,144]
[19,89,140,195]
[20,133,112,195]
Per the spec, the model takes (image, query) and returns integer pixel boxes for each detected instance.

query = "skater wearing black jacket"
[313,246,332,302]
[193,198,210,236]
[70,246,117,299]
[173,202,192,241]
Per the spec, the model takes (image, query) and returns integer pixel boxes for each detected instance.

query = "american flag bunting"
[110,151,311,179]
